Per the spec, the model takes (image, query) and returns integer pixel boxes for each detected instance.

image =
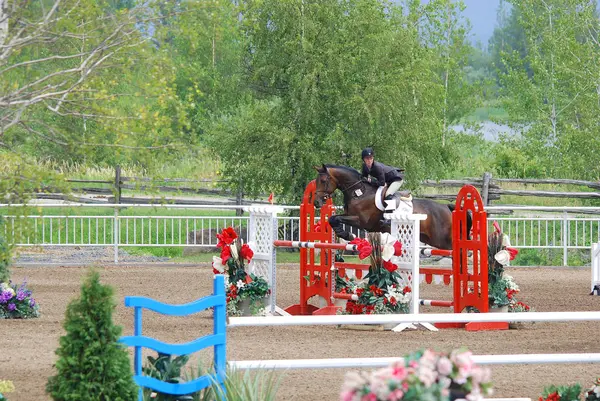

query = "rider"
[360,147,405,200]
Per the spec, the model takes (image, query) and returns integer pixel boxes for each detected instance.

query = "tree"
[488,0,529,84]
[0,0,193,167]
[46,269,137,401]
[499,0,600,179]
[207,0,473,202]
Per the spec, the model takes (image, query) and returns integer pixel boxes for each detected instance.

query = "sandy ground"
[1,264,599,401]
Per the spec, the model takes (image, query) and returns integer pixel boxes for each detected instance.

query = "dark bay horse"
[313,164,470,250]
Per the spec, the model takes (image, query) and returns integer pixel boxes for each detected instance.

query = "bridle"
[315,172,363,202]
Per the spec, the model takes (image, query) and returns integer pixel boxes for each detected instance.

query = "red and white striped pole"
[273,240,358,252]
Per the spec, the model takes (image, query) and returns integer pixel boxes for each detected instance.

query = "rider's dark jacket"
[361,161,404,187]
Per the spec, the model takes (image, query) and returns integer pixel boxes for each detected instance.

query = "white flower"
[494,250,510,266]
[230,243,238,259]
[380,233,399,261]
[436,357,453,376]
[1,284,15,297]
[502,234,511,247]
[236,280,245,289]
[212,256,224,273]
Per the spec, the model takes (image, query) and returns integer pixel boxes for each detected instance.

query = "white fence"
[3,203,600,265]
[227,310,600,395]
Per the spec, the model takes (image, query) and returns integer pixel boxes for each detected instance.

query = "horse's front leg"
[328,215,362,241]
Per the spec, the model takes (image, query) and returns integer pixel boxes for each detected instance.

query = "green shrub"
[46,269,137,401]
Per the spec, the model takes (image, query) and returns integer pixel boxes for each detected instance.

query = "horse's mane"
[324,164,361,178]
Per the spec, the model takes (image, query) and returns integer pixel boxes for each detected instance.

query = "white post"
[383,211,432,331]
[563,212,568,266]
[592,243,600,294]
[113,208,119,264]
[245,205,288,316]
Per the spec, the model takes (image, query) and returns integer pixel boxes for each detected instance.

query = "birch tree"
[500,0,600,178]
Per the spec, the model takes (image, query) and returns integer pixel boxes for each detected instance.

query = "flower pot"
[450,389,468,401]
[237,297,268,316]
[333,297,347,309]
[489,305,508,313]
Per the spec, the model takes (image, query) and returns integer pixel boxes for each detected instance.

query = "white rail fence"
[227,311,600,398]
[3,204,600,265]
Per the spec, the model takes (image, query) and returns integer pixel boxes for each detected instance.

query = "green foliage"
[140,360,284,401]
[143,353,194,401]
[0,218,10,283]
[498,0,600,180]
[46,269,137,401]
[207,0,478,203]
[210,368,283,401]
[541,383,582,401]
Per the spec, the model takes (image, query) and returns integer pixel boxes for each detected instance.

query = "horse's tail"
[447,204,473,240]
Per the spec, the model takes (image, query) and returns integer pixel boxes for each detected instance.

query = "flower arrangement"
[0,280,39,319]
[539,384,582,401]
[0,380,15,401]
[212,227,270,316]
[336,233,410,315]
[488,221,523,309]
[586,378,600,401]
[340,348,493,401]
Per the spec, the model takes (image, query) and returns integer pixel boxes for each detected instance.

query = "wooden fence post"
[481,172,492,206]
[236,179,243,216]
[114,165,122,204]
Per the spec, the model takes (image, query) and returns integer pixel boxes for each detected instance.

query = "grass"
[461,100,509,123]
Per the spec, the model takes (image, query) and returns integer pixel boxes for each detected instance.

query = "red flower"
[403,286,411,294]
[216,227,238,248]
[356,288,364,297]
[517,301,530,311]
[389,296,397,306]
[345,301,364,315]
[393,241,403,256]
[506,247,519,260]
[244,274,253,284]
[369,285,383,296]
[212,268,220,275]
[383,260,398,273]
[365,305,375,314]
[506,288,519,300]
[240,244,254,261]
[350,238,373,260]
[540,392,560,401]
[493,221,501,234]
[220,246,231,264]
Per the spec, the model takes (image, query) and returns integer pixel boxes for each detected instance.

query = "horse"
[313,164,470,250]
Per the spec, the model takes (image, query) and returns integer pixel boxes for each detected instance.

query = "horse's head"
[313,164,338,209]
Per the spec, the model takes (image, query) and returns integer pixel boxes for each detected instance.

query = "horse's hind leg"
[328,215,361,241]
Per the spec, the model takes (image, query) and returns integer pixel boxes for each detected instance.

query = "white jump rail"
[230,353,600,370]
[229,310,600,327]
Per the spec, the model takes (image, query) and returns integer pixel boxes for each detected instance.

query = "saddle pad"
[375,186,386,211]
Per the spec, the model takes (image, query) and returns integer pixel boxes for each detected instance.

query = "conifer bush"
[46,269,137,401]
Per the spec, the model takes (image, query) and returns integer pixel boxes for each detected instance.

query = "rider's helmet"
[361,147,374,159]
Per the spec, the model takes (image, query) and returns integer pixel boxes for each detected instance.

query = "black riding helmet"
[361,147,374,159]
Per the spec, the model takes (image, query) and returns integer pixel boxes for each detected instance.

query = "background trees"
[2,0,600,203]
